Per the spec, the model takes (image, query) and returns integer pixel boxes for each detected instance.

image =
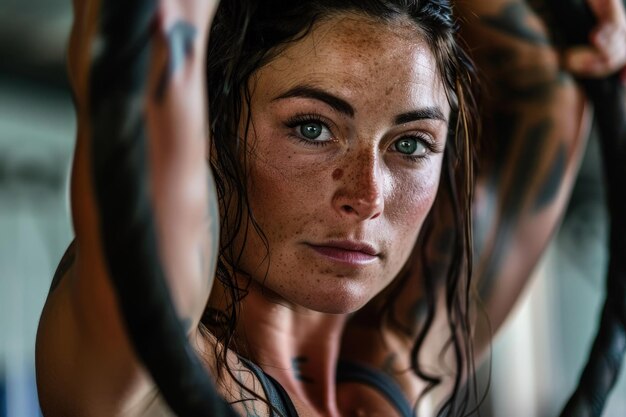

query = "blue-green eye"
[300,122,323,140]
[394,137,427,156]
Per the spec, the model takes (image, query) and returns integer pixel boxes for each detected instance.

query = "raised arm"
[456,0,590,355]
[36,1,220,415]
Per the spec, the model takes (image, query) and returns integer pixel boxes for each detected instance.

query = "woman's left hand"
[563,0,626,78]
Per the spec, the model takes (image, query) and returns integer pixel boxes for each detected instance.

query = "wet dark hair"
[202,1,479,415]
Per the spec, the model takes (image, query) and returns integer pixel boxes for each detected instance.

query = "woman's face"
[235,13,450,314]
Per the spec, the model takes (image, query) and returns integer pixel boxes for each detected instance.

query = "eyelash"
[394,133,440,163]
[284,113,441,161]
[284,113,334,147]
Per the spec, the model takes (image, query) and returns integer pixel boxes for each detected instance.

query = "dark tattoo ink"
[508,119,553,210]
[473,2,575,300]
[292,356,314,384]
[479,119,554,297]
[492,112,521,177]
[481,3,549,45]
[49,239,76,292]
[482,49,563,103]
[493,72,558,102]
[155,20,197,101]
[533,142,566,212]
[235,370,263,417]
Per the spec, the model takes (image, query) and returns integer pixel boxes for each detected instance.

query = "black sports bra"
[239,358,413,417]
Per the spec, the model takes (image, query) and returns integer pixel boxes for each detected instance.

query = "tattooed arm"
[455,0,590,356]
[36,1,222,415]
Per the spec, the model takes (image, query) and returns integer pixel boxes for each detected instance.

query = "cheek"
[387,161,441,229]
[383,161,442,267]
[245,147,330,239]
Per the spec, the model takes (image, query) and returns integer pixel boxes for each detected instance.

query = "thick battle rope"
[89,0,237,415]
[86,0,625,415]
[550,1,626,416]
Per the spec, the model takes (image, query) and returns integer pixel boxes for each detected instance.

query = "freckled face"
[235,14,450,313]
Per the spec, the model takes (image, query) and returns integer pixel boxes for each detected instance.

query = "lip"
[306,240,380,266]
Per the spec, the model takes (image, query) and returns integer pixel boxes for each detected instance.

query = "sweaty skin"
[228,14,449,313]
[209,14,451,415]
[38,4,452,416]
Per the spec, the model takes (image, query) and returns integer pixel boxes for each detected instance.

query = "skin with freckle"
[38,0,604,414]
[227,14,450,314]
[39,2,480,416]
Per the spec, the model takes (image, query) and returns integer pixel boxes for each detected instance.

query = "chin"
[279,275,380,315]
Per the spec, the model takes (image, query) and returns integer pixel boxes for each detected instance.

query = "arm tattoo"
[481,2,549,45]
[49,239,76,292]
[155,20,197,101]
[479,118,567,297]
[480,1,571,102]
[533,143,566,212]
[234,370,263,417]
[473,2,572,297]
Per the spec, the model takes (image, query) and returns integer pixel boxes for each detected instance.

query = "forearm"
[69,0,220,338]
[38,1,222,414]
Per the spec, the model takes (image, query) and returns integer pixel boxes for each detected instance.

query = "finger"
[587,0,626,23]
[564,46,615,77]
[589,22,626,70]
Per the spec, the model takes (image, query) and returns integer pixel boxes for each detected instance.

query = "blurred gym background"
[0,1,624,416]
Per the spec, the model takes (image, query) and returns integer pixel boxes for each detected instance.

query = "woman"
[35,0,599,415]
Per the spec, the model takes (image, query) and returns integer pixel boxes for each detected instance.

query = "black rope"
[85,0,626,415]
[559,75,626,417]
[89,1,237,415]
[548,1,626,416]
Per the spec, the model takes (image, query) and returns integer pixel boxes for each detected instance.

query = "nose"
[332,151,385,221]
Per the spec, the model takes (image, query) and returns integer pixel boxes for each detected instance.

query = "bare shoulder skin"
[456,0,590,354]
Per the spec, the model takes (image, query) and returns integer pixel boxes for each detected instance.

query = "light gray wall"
[0,77,74,417]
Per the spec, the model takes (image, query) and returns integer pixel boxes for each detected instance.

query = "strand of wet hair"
[89,0,237,415]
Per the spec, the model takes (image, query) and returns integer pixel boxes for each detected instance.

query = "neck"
[209,277,348,416]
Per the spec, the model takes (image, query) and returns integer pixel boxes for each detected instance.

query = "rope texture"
[89,1,237,415]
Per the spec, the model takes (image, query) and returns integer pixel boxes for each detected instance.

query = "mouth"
[306,240,380,266]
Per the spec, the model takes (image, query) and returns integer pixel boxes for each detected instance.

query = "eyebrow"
[273,85,448,124]
[395,108,447,125]
[273,85,355,117]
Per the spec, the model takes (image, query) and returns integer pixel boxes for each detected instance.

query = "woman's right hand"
[37,1,221,415]
[562,0,626,78]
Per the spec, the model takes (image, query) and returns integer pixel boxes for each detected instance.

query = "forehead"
[253,13,450,115]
